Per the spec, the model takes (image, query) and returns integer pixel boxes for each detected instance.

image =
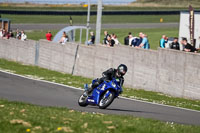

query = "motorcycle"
[78,78,123,109]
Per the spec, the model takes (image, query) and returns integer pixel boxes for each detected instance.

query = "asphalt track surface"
[0,71,200,125]
[11,23,179,30]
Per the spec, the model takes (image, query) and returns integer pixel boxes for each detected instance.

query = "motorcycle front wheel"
[78,94,88,107]
[99,90,115,109]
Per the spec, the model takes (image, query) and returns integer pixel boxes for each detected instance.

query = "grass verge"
[1,14,179,24]
[0,58,200,111]
[1,99,200,133]
[26,28,179,50]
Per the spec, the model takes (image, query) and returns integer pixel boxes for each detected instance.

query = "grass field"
[1,99,200,133]
[0,3,200,10]
[1,14,180,24]
[26,28,179,50]
[0,58,200,111]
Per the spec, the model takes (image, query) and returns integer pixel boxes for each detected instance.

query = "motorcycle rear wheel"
[99,90,115,109]
[78,94,88,107]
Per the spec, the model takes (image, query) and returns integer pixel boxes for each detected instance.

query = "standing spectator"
[135,32,143,47]
[103,31,109,44]
[131,37,139,47]
[106,35,115,47]
[138,34,150,49]
[170,37,180,50]
[181,38,197,52]
[59,31,68,45]
[112,34,120,45]
[129,33,135,46]
[2,29,6,38]
[124,32,131,45]
[6,31,11,39]
[160,35,167,48]
[9,30,14,38]
[87,31,95,45]
[16,29,21,40]
[21,31,27,41]
[0,29,3,38]
[46,30,52,41]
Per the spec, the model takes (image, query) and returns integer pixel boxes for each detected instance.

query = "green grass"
[1,14,179,24]
[0,58,200,111]
[26,28,179,50]
[1,99,200,133]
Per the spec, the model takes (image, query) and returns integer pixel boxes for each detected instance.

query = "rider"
[85,64,128,96]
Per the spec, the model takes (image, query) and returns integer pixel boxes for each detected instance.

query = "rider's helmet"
[117,64,128,77]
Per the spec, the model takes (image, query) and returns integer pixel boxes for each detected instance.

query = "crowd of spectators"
[101,30,198,53]
[0,28,27,41]
[1,28,199,53]
[159,34,198,53]
[102,31,150,49]
[123,31,150,49]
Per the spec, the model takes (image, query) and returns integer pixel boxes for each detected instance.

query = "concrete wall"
[38,40,78,74]
[0,38,36,65]
[0,38,200,100]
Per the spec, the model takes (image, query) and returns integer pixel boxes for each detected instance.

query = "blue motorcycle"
[78,78,123,109]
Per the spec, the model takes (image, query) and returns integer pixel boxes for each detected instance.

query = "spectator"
[135,32,143,47]
[103,31,109,44]
[124,32,131,45]
[46,30,52,41]
[0,29,3,38]
[129,32,135,46]
[2,29,6,38]
[59,31,68,45]
[170,37,180,50]
[160,35,167,48]
[6,31,11,39]
[138,34,150,49]
[181,38,197,52]
[106,35,115,47]
[87,31,95,45]
[21,31,27,41]
[9,30,14,38]
[131,37,139,47]
[16,29,21,40]
[112,34,120,45]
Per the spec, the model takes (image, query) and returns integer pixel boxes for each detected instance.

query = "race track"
[0,71,199,125]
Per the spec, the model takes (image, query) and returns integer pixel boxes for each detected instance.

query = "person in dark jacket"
[181,38,197,52]
[170,37,180,50]
[85,64,128,96]
[103,31,109,44]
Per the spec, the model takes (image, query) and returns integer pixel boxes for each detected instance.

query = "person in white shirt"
[0,29,3,38]
[21,31,27,41]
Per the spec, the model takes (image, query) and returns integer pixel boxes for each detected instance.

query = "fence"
[0,38,200,100]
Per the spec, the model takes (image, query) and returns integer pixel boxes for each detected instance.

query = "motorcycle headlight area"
[111,82,116,88]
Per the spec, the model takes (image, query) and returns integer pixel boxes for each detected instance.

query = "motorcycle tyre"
[99,90,115,109]
[78,94,88,107]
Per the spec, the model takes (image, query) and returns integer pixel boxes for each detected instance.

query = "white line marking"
[0,69,200,113]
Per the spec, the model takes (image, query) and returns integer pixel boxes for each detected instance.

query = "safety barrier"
[0,38,200,100]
